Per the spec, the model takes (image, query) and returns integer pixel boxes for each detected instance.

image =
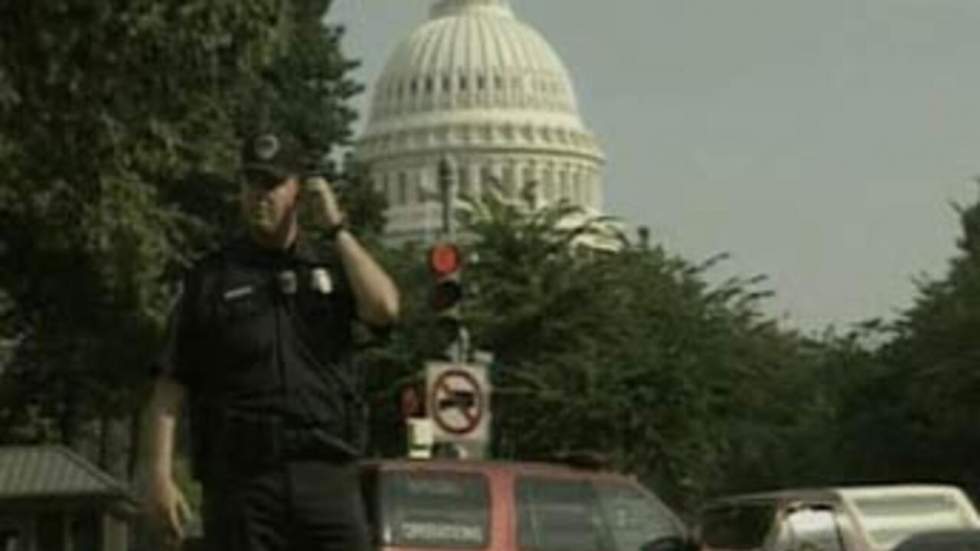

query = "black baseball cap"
[240,132,306,181]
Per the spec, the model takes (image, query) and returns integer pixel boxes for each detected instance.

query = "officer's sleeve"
[334,264,357,323]
[336,261,393,337]
[150,281,200,387]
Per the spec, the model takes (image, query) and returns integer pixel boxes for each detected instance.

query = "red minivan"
[360,458,690,551]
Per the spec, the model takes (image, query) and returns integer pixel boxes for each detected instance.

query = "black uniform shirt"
[153,234,362,443]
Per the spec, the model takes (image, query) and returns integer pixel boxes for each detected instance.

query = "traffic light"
[428,242,466,358]
[428,241,463,321]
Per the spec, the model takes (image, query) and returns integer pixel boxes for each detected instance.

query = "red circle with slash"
[430,369,484,435]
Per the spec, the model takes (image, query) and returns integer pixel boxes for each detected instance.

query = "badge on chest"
[310,267,333,294]
[270,267,334,297]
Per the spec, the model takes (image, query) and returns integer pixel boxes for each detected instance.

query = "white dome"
[356,0,605,243]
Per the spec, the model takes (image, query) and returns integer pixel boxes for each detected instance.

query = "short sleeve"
[149,279,201,387]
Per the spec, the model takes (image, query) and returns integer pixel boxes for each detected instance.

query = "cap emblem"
[253,134,280,161]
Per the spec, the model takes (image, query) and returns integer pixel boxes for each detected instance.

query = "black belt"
[210,412,355,472]
[279,427,357,462]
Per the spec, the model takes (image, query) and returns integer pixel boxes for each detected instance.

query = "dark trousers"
[202,461,370,551]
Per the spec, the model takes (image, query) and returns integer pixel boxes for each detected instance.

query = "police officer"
[141,131,400,551]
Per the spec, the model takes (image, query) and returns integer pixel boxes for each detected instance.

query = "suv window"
[780,508,846,551]
[376,471,490,548]
[517,477,613,551]
[594,480,684,551]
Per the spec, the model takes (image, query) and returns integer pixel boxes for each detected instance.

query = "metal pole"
[438,156,455,239]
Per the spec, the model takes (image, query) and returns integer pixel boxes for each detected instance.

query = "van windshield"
[516,476,683,551]
[375,470,490,548]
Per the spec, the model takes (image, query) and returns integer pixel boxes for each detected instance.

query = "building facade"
[356,0,605,244]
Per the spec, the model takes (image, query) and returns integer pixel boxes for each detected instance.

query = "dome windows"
[374,68,576,118]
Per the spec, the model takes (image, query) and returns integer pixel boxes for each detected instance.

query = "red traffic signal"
[428,242,462,276]
[427,242,464,317]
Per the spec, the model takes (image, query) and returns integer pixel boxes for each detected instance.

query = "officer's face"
[240,172,301,238]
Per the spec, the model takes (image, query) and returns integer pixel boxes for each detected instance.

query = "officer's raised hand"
[303,176,345,230]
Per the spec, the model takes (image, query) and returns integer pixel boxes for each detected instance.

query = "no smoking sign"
[425,361,491,442]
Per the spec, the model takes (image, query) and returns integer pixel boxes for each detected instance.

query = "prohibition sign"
[431,369,484,435]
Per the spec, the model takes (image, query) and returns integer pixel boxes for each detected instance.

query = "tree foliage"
[362,192,862,510]
[0,0,361,471]
[842,184,980,493]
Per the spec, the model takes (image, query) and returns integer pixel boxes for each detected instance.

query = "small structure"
[0,445,138,551]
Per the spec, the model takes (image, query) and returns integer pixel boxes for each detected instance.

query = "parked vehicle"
[360,457,690,551]
[697,485,980,551]
[892,529,980,551]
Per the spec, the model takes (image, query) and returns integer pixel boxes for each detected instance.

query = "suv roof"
[701,484,975,509]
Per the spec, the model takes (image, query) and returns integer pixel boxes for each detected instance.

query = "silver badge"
[254,134,280,161]
[278,270,298,295]
[311,268,333,294]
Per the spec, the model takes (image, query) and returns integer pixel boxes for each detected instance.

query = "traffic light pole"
[437,156,455,240]
[435,156,468,362]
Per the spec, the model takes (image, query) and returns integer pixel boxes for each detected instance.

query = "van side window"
[516,477,613,551]
[376,471,489,548]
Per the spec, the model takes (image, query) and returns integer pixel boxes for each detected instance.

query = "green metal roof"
[0,445,131,500]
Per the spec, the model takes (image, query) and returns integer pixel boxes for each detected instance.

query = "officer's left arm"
[305,177,400,327]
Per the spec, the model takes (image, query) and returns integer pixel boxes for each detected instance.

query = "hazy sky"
[327,0,980,332]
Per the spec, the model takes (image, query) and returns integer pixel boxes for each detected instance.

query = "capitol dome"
[356,0,605,243]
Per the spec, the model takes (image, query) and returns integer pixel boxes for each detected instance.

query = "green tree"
[389,191,820,509]
[0,0,365,475]
[855,183,980,491]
